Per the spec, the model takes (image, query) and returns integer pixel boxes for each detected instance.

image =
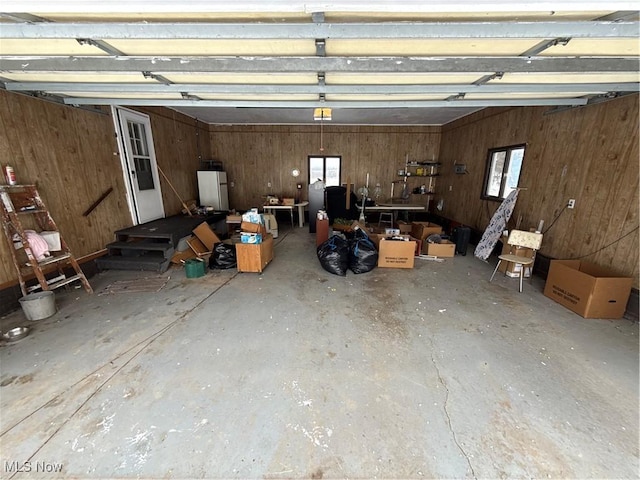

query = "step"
[96,254,171,273]
[106,240,175,258]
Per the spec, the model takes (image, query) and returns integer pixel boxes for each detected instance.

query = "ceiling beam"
[1,1,638,14]
[61,97,590,107]
[2,56,637,73]
[5,82,638,95]
[1,21,637,39]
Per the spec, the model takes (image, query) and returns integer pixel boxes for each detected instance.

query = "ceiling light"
[313,107,332,121]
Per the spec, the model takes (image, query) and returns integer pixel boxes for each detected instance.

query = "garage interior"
[0,1,638,478]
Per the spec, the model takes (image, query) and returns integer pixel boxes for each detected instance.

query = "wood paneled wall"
[438,95,639,287]
[0,92,209,287]
[209,125,441,210]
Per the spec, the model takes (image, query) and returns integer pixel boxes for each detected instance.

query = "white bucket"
[19,291,57,321]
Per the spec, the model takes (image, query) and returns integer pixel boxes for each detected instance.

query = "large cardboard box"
[499,234,534,277]
[426,239,456,258]
[369,232,421,257]
[411,222,443,242]
[543,260,633,319]
[236,233,274,273]
[192,222,221,251]
[377,237,416,268]
[396,220,413,234]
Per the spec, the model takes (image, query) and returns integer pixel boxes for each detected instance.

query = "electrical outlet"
[567,199,576,209]
[230,181,235,188]
[267,181,272,188]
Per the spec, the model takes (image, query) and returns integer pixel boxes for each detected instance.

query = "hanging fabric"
[474,189,520,261]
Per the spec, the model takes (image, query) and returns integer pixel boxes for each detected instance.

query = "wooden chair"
[490,230,543,292]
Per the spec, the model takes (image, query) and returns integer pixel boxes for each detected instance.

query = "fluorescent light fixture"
[313,107,332,121]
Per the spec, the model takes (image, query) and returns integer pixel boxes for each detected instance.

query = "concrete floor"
[1,226,638,479]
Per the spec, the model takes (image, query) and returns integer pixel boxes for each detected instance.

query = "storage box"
[411,222,443,242]
[236,233,274,273]
[426,239,456,258]
[377,237,417,268]
[369,232,421,257]
[499,234,533,277]
[240,221,267,235]
[192,222,221,251]
[543,260,633,319]
[282,197,295,206]
[40,231,61,251]
[240,232,262,244]
[396,221,413,234]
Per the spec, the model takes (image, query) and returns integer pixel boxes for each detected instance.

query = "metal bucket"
[19,291,56,321]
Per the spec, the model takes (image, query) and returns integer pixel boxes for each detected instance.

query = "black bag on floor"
[349,229,378,274]
[317,235,349,276]
[209,243,236,269]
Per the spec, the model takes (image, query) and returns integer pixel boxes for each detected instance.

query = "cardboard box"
[411,222,443,242]
[171,248,196,264]
[426,239,456,257]
[226,214,242,224]
[240,232,262,244]
[187,236,210,257]
[240,221,267,235]
[543,260,633,319]
[192,222,221,251]
[282,198,295,206]
[368,232,421,257]
[397,220,413,234]
[236,233,274,273]
[377,237,416,268]
[499,234,534,277]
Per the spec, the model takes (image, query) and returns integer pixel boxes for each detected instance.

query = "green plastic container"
[184,258,206,278]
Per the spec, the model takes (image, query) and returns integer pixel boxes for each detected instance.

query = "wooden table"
[263,201,309,228]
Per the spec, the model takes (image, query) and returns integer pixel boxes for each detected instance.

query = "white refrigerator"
[197,171,229,210]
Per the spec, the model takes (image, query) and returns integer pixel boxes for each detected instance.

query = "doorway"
[113,107,165,224]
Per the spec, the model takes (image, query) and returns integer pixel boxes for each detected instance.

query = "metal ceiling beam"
[6,82,638,94]
[1,1,638,14]
[1,21,637,39]
[2,56,637,73]
[61,97,590,107]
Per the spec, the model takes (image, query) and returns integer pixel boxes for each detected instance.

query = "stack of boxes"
[236,209,274,273]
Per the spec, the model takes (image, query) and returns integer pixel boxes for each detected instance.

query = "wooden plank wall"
[208,125,441,210]
[0,92,209,287]
[438,94,639,287]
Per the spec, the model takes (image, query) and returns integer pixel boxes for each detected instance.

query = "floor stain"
[310,467,324,479]
[0,375,18,387]
[16,373,34,384]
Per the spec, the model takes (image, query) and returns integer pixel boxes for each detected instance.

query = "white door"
[114,108,164,224]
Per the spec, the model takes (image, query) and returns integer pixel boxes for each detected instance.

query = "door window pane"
[309,157,324,184]
[325,157,341,186]
[308,156,341,187]
[134,157,155,190]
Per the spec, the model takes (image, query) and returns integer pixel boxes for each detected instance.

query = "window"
[482,144,525,200]
[308,156,341,186]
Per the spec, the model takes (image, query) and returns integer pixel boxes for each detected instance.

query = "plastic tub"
[184,259,206,278]
[19,291,56,321]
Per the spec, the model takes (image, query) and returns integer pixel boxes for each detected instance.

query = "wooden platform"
[97,213,226,273]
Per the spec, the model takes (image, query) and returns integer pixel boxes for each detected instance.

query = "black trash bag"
[209,243,236,269]
[349,230,378,274]
[317,235,349,276]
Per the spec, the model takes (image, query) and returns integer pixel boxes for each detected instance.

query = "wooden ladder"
[0,184,93,296]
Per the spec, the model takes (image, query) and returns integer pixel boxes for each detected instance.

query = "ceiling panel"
[0,2,637,125]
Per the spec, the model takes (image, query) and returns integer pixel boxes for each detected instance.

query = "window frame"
[481,143,526,201]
